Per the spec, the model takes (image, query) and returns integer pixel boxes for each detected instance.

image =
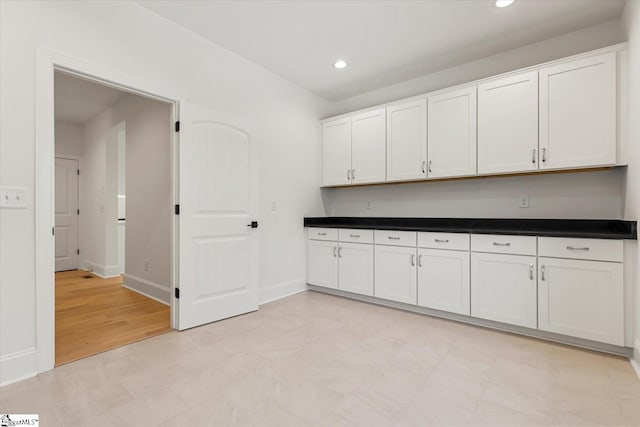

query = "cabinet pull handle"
[418,254,423,267]
[318,232,327,236]
[421,161,426,173]
[434,238,449,243]
[428,160,433,173]
[347,169,351,180]
[529,264,534,280]
[532,149,536,164]
[411,254,416,266]
[349,234,360,238]
[388,236,401,240]
[542,148,547,163]
[492,242,511,247]
[333,246,337,257]
[351,169,355,180]
[541,265,546,281]
[338,247,342,258]
[566,246,589,251]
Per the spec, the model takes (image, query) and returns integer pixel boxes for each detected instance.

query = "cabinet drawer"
[338,228,373,244]
[375,230,417,247]
[538,237,622,262]
[308,227,338,241]
[471,234,536,256]
[418,232,469,251]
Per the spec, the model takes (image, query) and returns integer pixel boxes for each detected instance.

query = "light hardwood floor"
[55,270,171,366]
[2,290,639,426]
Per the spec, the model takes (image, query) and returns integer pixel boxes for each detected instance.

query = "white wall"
[0,0,328,385]
[54,120,83,157]
[118,95,172,303]
[324,169,625,219]
[622,0,640,372]
[331,19,626,115]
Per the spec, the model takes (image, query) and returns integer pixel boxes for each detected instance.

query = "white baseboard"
[259,278,308,305]
[632,338,640,380]
[0,348,37,387]
[82,260,121,278]
[122,273,170,305]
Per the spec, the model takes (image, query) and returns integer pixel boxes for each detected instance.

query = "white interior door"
[55,158,79,272]
[178,102,259,330]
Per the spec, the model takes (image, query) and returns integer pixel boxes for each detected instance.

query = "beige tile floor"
[1,290,640,426]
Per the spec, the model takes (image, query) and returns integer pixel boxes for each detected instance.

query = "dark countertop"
[304,217,637,240]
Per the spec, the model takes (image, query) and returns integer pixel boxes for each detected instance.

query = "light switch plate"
[0,187,28,209]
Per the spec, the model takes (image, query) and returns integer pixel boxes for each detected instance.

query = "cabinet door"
[539,53,616,169]
[417,249,470,315]
[478,71,538,174]
[471,252,537,328]
[427,87,477,178]
[386,98,427,182]
[374,245,417,304]
[307,240,338,289]
[338,242,374,296]
[352,108,386,184]
[322,117,351,186]
[538,257,623,345]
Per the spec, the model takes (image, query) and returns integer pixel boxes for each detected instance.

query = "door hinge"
[175,288,180,299]
[175,204,180,215]
[77,249,80,255]
[175,121,180,132]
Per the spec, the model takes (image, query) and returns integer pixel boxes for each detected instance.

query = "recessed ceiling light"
[495,0,515,7]
[333,60,348,69]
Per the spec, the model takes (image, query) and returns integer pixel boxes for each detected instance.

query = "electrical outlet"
[519,195,530,208]
[366,200,373,210]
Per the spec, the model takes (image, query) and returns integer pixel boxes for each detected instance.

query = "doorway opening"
[53,70,173,365]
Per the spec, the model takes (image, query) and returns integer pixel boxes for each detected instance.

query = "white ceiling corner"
[136,0,625,101]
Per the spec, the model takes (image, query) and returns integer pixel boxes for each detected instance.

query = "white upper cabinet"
[477,70,539,175]
[427,86,477,178]
[539,52,617,170]
[386,98,427,182]
[322,117,352,186]
[351,108,387,184]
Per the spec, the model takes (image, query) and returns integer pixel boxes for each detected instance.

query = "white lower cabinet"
[538,257,623,346]
[338,242,374,296]
[471,252,537,328]
[307,239,338,289]
[417,248,470,315]
[374,245,417,304]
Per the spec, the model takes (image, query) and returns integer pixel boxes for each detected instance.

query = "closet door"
[478,71,538,174]
[352,108,386,184]
[539,52,616,170]
[386,98,427,182]
[427,86,477,178]
[322,117,351,186]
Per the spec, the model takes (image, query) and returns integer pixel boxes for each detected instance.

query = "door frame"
[35,48,183,374]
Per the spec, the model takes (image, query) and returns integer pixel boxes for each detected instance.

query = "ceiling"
[55,72,126,124]
[136,0,626,101]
